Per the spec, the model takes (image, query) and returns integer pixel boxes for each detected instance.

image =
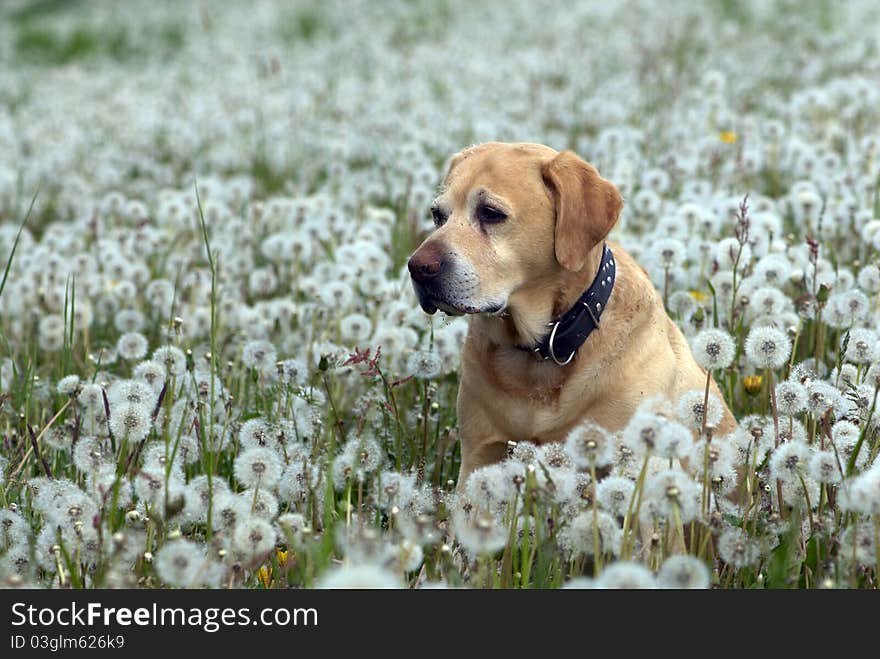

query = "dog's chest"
[470,345,611,441]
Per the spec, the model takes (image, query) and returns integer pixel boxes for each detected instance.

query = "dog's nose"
[408,252,443,283]
[408,243,446,284]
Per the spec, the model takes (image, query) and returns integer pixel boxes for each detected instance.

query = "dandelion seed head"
[464,462,519,510]
[239,417,274,451]
[340,313,373,344]
[43,420,76,452]
[376,471,417,511]
[77,383,105,410]
[108,379,156,409]
[276,460,317,506]
[595,475,635,517]
[657,555,710,589]
[0,510,30,552]
[559,510,622,559]
[237,488,279,520]
[152,345,187,377]
[536,442,573,472]
[108,401,151,442]
[117,332,149,361]
[838,523,877,566]
[717,527,759,568]
[595,562,656,589]
[241,339,277,373]
[233,447,283,488]
[155,539,205,587]
[651,237,686,269]
[844,328,878,364]
[744,326,792,370]
[133,360,167,392]
[0,547,34,578]
[277,358,309,387]
[133,468,184,517]
[676,390,724,431]
[232,518,276,559]
[768,440,812,483]
[806,380,839,414]
[856,263,880,293]
[141,443,184,479]
[56,374,81,396]
[641,468,701,524]
[809,450,842,484]
[450,496,508,556]
[405,349,442,379]
[565,421,615,469]
[691,328,735,370]
[317,564,402,589]
[621,410,667,457]
[72,436,109,473]
[775,380,807,416]
[212,491,244,533]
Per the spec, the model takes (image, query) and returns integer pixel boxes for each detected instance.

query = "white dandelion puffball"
[317,564,402,589]
[657,555,710,589]
[155,539,208,587]
[690,328,735,370]
[744,326,791,370]
[232,518,276,559]
[108,402,151,442]
[676,389,725,431]
[775,380,807,416]
[233,447,283,488]
[565,420,615,468]
[595,562,657,589]
[405,349,442,379]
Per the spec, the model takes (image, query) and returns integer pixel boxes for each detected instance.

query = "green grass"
[13,21,185,66]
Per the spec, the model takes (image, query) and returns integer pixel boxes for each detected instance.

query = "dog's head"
[408,142,623,316]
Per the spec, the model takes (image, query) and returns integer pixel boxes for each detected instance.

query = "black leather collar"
[515,243,616,365]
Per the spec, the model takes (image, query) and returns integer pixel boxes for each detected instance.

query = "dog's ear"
[542,151,623,272]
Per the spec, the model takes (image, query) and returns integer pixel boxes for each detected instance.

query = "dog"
[408,142,736,486]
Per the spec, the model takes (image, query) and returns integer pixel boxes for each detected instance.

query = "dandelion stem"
[589,464,602,576]
[9,399,70,480]
[846,384,879,476]
[700,368,711,439]
[767,367,785,520]
[797,472,814,534]
[621,454,650,560]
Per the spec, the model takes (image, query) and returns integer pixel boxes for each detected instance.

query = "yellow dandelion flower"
[257,565,272,588]
[719,131,737,144]
[743,375,764,395]
[276,549,288,566]
[689,289,709,303]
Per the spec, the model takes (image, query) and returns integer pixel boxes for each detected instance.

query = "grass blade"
[0,188,38,301]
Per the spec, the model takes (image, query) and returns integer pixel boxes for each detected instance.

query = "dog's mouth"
[416,294,465,316]
[413,283,503,317]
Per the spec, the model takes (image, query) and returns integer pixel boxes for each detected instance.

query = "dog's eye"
[431,206,447,227]
[478,205,507,224]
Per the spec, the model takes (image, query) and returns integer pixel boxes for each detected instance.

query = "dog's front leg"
[455,381,508,491]
[458,440,508,491]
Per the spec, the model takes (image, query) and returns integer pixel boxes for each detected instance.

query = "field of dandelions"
[1,0,880,590]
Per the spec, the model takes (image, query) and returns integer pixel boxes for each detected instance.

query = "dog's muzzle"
[408,244,445,314]
[407,242,469,316]
[408,241,504,316]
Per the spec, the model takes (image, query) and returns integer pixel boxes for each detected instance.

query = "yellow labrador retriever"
[408,142,736,485]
